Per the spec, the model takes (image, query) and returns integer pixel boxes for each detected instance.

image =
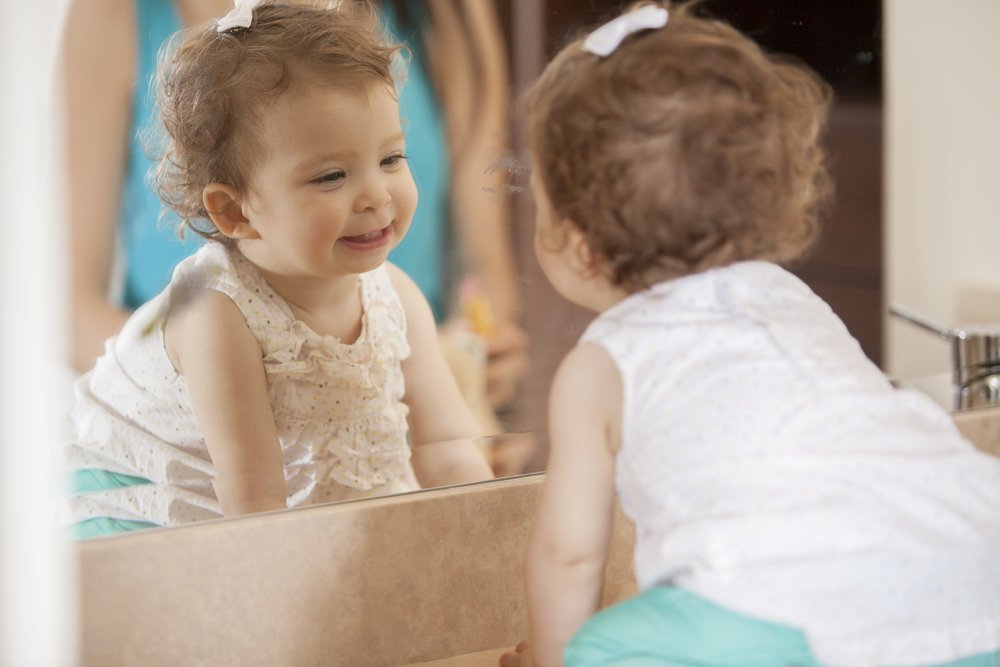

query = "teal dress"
[119,0,202,309]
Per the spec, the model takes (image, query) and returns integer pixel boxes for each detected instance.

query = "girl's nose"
[354,173,391,213]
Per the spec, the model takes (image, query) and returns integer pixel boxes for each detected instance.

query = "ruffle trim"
[260,320,406,390]
[279,407,412,491]
[57,485,223,528]
[311,445,413,491]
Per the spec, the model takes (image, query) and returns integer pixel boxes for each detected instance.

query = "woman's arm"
[426,0,528,409]
[526,342,620,666]
[449,0,520,320]
[164,288,287,516]
[428,0,519,320]
[388,264,494,487]
[59,0,135,371]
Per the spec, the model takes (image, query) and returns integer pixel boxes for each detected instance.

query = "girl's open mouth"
[340,225,392,250]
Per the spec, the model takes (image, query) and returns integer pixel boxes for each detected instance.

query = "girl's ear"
[202,183,259,240]
[564,220,597,274]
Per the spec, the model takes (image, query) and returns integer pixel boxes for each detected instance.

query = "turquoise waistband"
[566,586,1000,667]
[65,469,157,540]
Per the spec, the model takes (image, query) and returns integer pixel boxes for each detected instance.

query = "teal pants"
[565,587,1000,667]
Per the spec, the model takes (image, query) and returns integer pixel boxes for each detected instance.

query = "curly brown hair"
[523,0,834,292]
[153,1,402,243]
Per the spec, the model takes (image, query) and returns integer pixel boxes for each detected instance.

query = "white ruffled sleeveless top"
[57,243,417,527]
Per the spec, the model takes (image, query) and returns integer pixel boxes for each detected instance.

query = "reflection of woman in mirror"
[61,0,529,422]
[376,0,534,475]
[378,0,528,412]
[56,1,493,540]
[504,3,1000,666]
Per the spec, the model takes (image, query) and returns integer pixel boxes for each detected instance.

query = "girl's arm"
[387,264,494,487]
[526,342,620,667]
[59,0,134,371]
[164,288,287,516]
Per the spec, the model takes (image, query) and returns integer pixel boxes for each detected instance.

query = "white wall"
[886,0,1000,383]
[0,0,76,665]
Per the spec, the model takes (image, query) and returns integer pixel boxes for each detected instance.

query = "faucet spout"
[889,304,954,341]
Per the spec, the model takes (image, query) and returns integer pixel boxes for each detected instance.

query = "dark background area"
[539,0,882,100]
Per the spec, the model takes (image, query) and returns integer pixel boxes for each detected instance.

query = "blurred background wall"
[885,0,1000,384]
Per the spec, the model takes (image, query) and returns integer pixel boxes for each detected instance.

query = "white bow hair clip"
[583,5,669,57]
[217,0,265,33]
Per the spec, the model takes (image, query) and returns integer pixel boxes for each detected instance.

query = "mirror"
[57,0,884,540]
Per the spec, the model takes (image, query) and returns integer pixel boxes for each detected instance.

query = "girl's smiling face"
[237,82,417,280]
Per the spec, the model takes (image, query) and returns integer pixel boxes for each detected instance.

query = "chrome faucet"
[890,304,1000,411]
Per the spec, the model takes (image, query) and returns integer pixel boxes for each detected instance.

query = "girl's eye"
[314,171,345,184]
[381,153,407,168]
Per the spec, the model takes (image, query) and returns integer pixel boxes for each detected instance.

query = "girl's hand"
[390,264,494,485]
[489,432,538,477]
[499,640,532,667]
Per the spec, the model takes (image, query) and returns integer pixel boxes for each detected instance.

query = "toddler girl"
[504,3,1000,666]
[56,0,493,539]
